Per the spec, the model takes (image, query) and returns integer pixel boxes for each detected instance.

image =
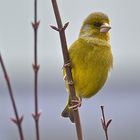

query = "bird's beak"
[100,23,111,33]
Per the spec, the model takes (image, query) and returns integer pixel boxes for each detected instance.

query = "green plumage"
[62,12,113,123]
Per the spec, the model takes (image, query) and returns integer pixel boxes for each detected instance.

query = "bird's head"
[79,12,111,41]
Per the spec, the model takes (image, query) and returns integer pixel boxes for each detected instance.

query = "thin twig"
[101,106,112,140]
[0,52,24,140]
[51,1,83,140]
[31,0,41,140]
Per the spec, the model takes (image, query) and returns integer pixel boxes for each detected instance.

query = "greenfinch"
[62,12,113,123]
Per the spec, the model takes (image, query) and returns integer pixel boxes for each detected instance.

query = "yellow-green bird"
[62,12,113,123]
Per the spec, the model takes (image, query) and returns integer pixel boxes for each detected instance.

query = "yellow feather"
[68,37,113,98]
[62,12,113,122]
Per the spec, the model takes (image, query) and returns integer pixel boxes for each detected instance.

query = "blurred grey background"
[0,0,140,140]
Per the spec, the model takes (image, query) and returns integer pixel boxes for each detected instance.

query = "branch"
[0,52,25,140]
[51,1,84,140]
[101,106,112,140]
[31,0,41,140]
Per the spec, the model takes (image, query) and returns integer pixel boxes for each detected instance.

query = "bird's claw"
[69,98,82,111]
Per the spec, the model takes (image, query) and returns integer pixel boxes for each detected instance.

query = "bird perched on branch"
[62,12,113,123]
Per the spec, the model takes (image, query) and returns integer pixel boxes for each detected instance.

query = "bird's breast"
[69,38,113,98]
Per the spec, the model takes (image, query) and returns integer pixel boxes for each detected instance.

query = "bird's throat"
[79,30,110,42]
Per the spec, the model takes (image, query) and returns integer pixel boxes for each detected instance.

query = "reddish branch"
[31,0,41,140]
[0,53,24,140]
[51,0,83,140]
[101,106,112,140]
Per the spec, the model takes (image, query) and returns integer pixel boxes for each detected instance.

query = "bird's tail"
[61,96,75,123]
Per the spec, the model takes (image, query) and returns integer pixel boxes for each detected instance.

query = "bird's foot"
[63,61,71,68]
[69,97,82,111]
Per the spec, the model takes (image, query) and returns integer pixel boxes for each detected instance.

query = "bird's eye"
[93,22,102,28]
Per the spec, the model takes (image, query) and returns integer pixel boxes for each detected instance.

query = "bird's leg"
[69,97,82,111]
[63,61,71,81]
[63,61,71,68]
[63,61,82,111]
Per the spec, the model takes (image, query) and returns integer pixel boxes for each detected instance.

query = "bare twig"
[31,0,41,140]
[51,1,83,140]
[0,52,25,140]
[101,106,112,140]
